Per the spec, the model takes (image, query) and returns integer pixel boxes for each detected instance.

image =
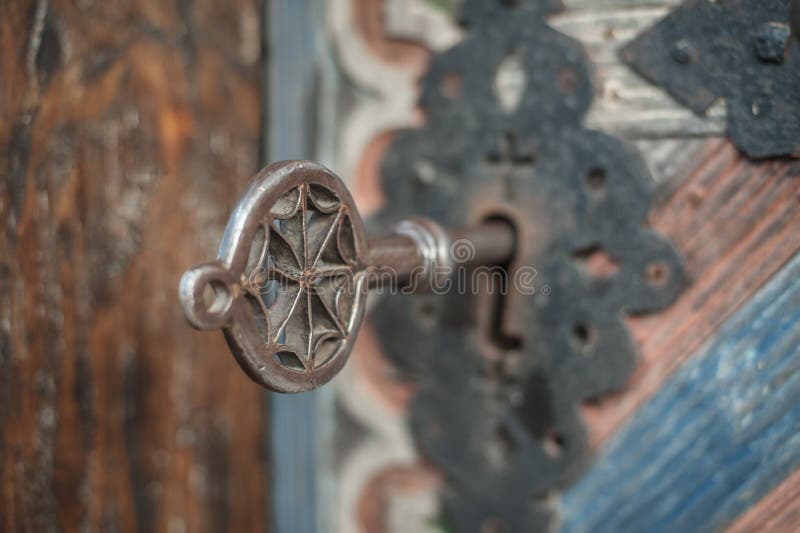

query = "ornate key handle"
[180,161,370,392]
[180,160,513,392]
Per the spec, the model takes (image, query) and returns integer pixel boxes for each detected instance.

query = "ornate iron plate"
[622,0,800,159]
[371,0,685,530]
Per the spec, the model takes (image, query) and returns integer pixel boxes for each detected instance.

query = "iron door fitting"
[623,0,800,159]
[180,0,692,530]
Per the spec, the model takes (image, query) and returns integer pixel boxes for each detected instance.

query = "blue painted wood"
[561,251,800,533]
[268,1,324,532]
[271,393,318,533]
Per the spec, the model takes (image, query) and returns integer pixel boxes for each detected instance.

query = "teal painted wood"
[561,251,800,533]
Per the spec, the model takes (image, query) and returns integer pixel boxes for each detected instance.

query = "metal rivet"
[670,39,693,65]
[753,22,790,63]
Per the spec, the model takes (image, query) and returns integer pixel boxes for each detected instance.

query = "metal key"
[180,160,514,392]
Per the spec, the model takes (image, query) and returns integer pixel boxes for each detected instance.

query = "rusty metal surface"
[367,221,514,286]
[622,0,800,159]
[367,234,422,285]
[180,160,369,393]
[180,162,518,392]
[451,221,517,267]
[371,0,685,530]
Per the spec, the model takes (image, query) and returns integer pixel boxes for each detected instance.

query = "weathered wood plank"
[0,1,267,531]
[726,467,800,533]
[585,140,800,446]
[550,2,727,139]
[561,250,800,532]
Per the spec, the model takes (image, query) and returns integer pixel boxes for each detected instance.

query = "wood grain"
[726,467,800,533]
[552,1,726,139]
[562,251,800,532]
[0,1,268,531]
[585,139,800,446]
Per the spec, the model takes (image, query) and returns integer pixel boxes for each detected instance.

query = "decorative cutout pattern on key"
[242,184,362,374]
[180,161,368,393]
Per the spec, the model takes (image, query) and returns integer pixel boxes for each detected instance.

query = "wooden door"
[1,1,269,531]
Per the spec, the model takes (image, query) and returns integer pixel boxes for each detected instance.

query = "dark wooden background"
[1,1,269,531]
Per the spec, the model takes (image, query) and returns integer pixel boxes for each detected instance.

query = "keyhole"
[481,215,522,355]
